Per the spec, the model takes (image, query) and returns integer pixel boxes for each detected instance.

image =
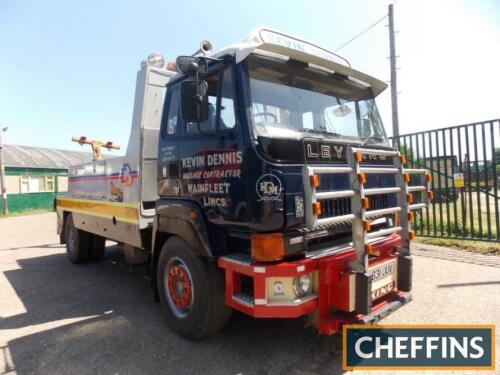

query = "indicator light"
[166,61,176,71]
[312,202,322,216]
[354,151,363,163]
[251,233,285,262]
[363,220,371,231]
[310,174,320,188]
[358,173,367,184]
[361,197,370,209]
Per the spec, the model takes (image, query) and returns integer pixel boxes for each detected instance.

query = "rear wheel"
[64,214,91,264]
[157,236,231,339]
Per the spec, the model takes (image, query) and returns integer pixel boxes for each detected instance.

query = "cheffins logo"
[256,174,282,201]
[343,325,495,370]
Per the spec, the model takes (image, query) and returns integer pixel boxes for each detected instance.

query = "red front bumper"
[218,234,411,335]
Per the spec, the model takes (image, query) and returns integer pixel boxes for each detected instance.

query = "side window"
[164,85,180,136]
[185,66,236,134]
[219,67,236,129]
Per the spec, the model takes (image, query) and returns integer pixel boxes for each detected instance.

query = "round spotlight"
[293,274,312,298]
[147,52,165,68]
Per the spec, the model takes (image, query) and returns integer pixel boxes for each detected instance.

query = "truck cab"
[57,28,431,339]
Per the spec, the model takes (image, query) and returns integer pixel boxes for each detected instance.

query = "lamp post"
[0,126,8,215]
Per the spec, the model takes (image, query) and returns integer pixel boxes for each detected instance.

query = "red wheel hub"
[166,265,193,309]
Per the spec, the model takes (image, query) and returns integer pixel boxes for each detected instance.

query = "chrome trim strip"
[364,187,401,195]
[352,147,399,156]
[366,226,402,239]
[359,167,399,174]
[266,294,317,306]
[407,186,426,192]
[404,168,427,174]
[409,202,427,210]
[316,190,355,200]
[316,214,356,226]
[365,206,401,218]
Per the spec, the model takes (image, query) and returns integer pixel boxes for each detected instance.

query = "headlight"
[293,274,312,298]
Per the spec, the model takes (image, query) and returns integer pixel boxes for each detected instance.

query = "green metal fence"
[391,119,500,242]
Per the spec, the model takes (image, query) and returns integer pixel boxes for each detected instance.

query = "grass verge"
[0,209,54,219]
[414,237,500,255]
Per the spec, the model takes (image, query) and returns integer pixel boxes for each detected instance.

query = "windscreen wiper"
[297,128,342,141]
[360,135,386,146]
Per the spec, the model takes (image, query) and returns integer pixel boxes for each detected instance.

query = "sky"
[0,0,499,154]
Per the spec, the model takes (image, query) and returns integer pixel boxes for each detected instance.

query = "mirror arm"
[194,70,208,135]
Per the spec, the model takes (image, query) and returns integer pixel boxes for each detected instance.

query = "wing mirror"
[177,56,210,123]
[176,56,208,75]
[180,80,209,123]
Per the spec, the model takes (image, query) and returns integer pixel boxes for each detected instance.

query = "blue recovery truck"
[56,28,431,339]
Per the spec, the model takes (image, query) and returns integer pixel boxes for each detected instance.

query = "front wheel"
[157,236,231,339]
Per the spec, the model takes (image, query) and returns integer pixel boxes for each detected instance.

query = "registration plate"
[369,260,397,300]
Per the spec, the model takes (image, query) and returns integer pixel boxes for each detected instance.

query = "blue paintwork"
[156,54,394,257]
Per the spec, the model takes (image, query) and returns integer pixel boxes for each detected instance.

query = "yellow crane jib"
[71,136,120,160]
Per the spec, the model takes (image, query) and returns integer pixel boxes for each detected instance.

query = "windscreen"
[246,55,388,145]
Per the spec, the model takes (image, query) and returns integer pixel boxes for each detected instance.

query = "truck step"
[232,293,255,308]
[220,252,253,266]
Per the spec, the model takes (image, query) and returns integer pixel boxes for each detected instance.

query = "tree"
[494,148,500,175]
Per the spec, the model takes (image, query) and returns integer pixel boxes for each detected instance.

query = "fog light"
[293,274,312,297]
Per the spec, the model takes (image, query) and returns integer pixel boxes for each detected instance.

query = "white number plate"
[369,259,397,300]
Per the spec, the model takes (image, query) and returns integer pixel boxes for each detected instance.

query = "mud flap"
[355,272,372,315]
[397,254,413,292]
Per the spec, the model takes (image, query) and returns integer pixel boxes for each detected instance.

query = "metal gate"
[391,119,500,242]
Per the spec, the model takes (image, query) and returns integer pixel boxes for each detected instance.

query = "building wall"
[2,167,68,214]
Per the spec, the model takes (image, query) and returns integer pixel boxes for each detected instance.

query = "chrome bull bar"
[302,146,432,274]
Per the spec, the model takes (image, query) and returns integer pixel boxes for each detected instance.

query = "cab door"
[177,65,244,223]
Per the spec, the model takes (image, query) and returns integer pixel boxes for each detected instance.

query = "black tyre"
[157,236,231,339]
[89,234,106,261]
[64,214,91,264]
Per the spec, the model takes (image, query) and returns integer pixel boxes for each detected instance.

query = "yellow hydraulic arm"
[71,136,120,160]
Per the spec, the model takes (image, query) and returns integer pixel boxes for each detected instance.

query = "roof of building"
[2,144,97,169]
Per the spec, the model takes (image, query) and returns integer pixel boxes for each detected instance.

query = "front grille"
[370,193,390,211]
[319,197,351,219]
[319,194,391,219]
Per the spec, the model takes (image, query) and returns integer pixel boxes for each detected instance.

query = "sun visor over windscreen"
[238,29,388,97]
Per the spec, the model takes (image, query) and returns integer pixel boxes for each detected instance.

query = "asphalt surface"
[1,212,499,375]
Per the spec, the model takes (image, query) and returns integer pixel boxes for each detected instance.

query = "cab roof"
[209,27,388,97]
